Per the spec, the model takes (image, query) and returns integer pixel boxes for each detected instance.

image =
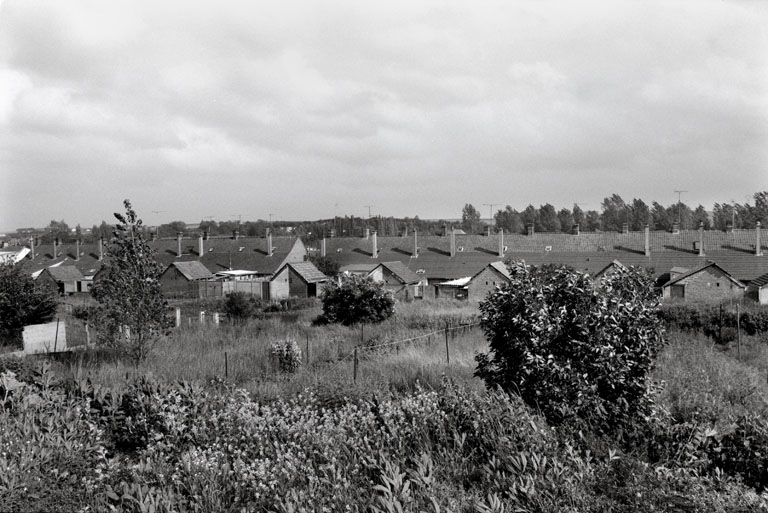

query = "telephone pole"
[364,205,375,218]
[674,190,687,227]
[483,203,499,225]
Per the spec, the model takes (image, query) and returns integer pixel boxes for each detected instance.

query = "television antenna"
[364,205,375,218]
[674,190,687,227]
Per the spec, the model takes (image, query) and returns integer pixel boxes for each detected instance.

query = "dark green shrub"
[476,262,666,431]
[222,292,256,323]
[317,275,395,325]
[0,261,58,345]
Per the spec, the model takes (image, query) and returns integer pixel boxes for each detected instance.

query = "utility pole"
[152,211,167,238]
[230,214,242,226]
[674,190,687,228]
[364,205,375,218]
[483,203,499,225]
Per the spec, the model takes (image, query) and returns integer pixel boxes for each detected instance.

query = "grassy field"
[4,298,768,512]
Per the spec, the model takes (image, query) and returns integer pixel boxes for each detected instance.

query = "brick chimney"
[364,228,370,240]
[443,224,448,237]
[485,225,491,237]
[498,228,504,258]
[177,232,183,257]
[672,222,680,234]
[98,237,104,261]
[526,223,534,236]
[726,222,733,233]
[698,221,705,257]
[321,237,327,258]
[572,224,580,236]
[450,228,456,257]
[644,225,650,257]
[75,240,80,261]
[52,238,58,259]
[622,222,629,234]
[198,235,204,257]
[203,230,209,240]
[267,232,273,257]
[413,230,418,258]
[371,231,378,258]
[757,221,763,257]
[29,237,35,259]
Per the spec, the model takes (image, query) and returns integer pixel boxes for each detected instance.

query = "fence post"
[199,311,206,326]
[719,303,723,343]
[225,351,229,379]
[306,332,310,364]
[85,323,90,346]
[175,307,181,328]
[213,313,220,325]
[53,317,60,353]
[737,302,741,361]
[445,325,450,365]
[353,348,358,382]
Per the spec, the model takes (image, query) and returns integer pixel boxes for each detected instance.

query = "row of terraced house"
[7,222,768,305]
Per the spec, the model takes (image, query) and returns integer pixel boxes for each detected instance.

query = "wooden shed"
[271,262,328,300]
[36,265,84,295]
[160,261,214,299]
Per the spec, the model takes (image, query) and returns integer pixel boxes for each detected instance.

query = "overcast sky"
[1,0,767,231]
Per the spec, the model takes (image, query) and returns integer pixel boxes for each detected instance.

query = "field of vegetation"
[3,290,768,511]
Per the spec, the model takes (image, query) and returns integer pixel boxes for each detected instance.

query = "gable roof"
[168,261,213,281]
[376,261,421,284]
[471,261,512,282]
[43,265,84,282]
[593,259,627,278]
[663,261,745,288]
[278,261,328,283]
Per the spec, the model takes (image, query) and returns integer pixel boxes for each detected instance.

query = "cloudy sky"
[1,0,766,230]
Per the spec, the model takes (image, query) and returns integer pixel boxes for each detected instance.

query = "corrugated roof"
[750,272,768,288]
[281,262,328,283]
[439,277,472,287]
[378,261,421,284]
[169,261,213,281]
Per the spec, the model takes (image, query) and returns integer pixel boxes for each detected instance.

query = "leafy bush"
[0,261,58,345]
[269,337,302,373]
[317,275,395,325]
[476,262,666,431]
[222,292,257,323]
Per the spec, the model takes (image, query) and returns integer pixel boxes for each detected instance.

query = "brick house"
[159,261,214,299]
[36,265,85,295]
[466,261,512,302]
[662,262,745,302]
[367,261,426,300]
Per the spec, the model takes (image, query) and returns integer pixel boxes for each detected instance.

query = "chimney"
[413,230,418,258]
[498,228,504,258]
[75,240,80,261]
[371,231,378,258]
[53,238,58,259]
[527,223,534,236]
[232,230,239,240]
[98,237,104,261]
[672,222,680,234]
[364,228,370,240]
[321,237,327,258]
[622,223,629,234]
[198,235,204,257]
[698,221,705,257]
[485,225,491,237]
[29,237,35,259]
[267,232,273,257]
[177,232,183,257]
[443,224,448,237]
[644,225,650,257]
[150,231,157,241]
[450,228,456,257]
[757,221,763,257]
[572,224,580,236]
[203,230,209,240]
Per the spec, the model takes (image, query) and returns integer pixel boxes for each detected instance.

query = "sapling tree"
[318,274,395,325]
[0,261,58,345]
[475,262,665,431]
[90,200,172,364]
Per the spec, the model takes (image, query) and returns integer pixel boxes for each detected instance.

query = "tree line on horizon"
[8,191,767,245]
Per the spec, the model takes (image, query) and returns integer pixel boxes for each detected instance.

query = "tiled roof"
[282,262,328,283]
[169,261,213,281]
[663,261,745,288]
[378,261,421,284]
[44,265,84,281]
[340,264,378,274]
[485,261,512,280]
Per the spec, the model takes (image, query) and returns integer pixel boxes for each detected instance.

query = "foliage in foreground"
[476,262,666,431]
[90,200,173,364]
[318,274,395,326]
[0,261,57,345]
[1,357,766,513]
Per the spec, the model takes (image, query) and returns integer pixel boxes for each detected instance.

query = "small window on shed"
[716,282,720,287]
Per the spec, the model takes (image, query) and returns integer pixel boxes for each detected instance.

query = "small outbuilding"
[367,261,425,300]
[36,265,85,295]
[160,261,214,299]
[466,261,512,301]
[271,261,328,300]
[747,272,768,305]
[662,261,745,302]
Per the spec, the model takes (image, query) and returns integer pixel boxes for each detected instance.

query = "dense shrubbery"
[0,261,58,346]
[1,368,765,512]
[317,274,395,325]
[476,262,666,431]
